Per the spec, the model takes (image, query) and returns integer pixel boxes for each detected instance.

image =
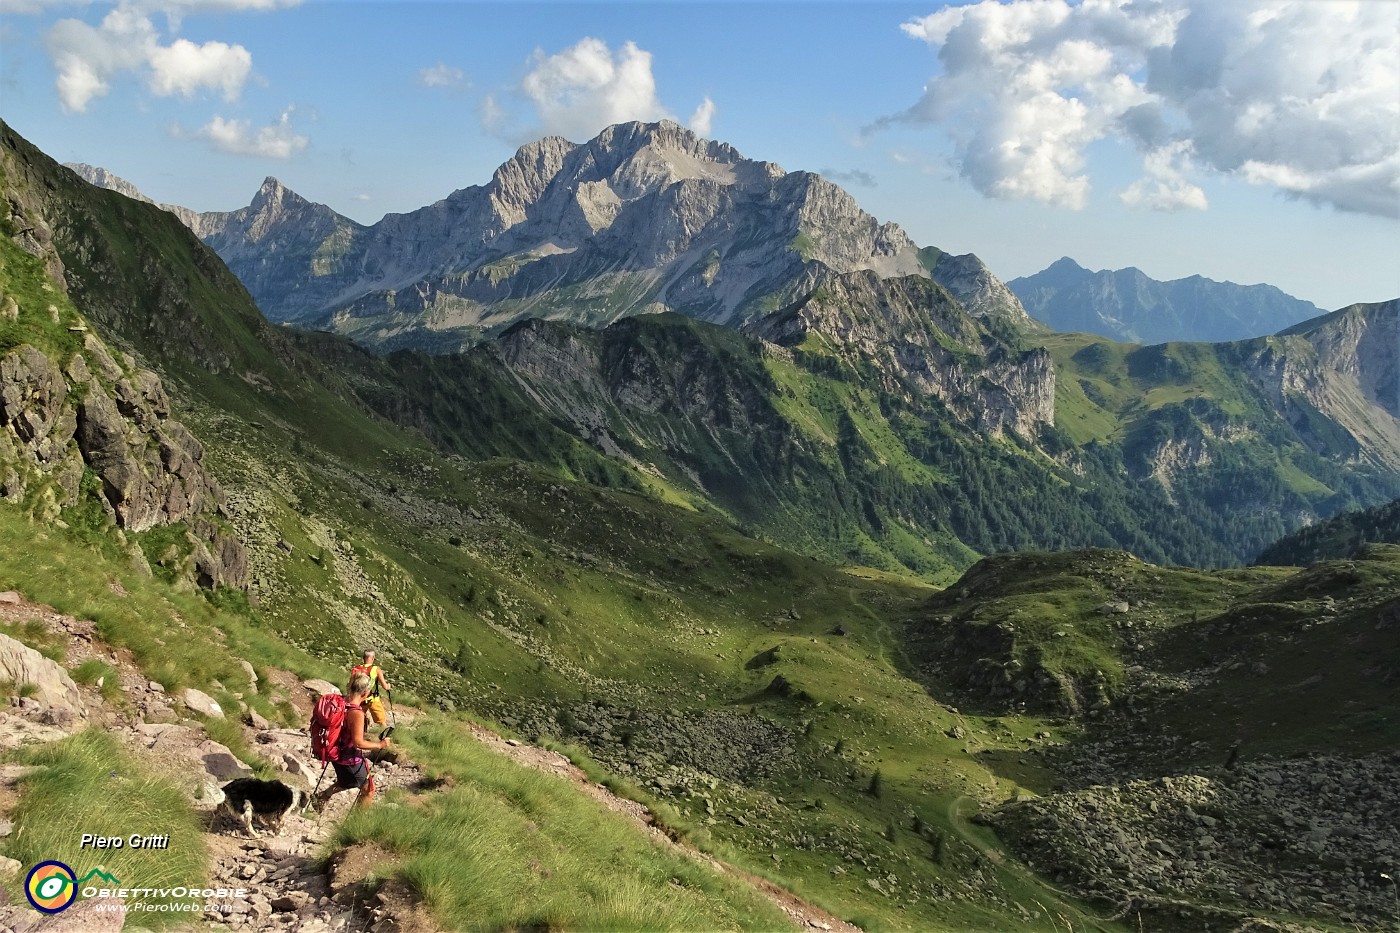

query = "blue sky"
[1,0,1396,311]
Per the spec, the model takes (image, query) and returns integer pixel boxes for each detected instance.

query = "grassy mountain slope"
[4,119,1398,932]
[906,544,1400,929]
[903,545,1399,765]
[3,119,1130,932]
[0,510,795,931]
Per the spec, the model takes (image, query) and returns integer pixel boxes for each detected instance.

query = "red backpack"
[310,693,348,763]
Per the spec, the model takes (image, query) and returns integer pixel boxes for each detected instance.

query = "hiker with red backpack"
[309,670,390,813]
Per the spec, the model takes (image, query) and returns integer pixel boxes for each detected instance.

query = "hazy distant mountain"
[1009,256,1323,344]
[70,121,1036,350]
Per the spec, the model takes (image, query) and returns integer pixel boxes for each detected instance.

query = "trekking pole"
[308,759,330,820]
[387,689,397,728]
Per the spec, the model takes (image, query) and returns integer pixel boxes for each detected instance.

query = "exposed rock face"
[1,142,250,590]
[1010,256,1322,343]
[0,346,82,505]
[78,373,199,530]
[1247,301,1400,469]
[922,247,1040,332]
[492,314,782,462]
[746,271,1055,436]
[74,121,1013,352]
[0,340,249,588]
[0,632,85,715]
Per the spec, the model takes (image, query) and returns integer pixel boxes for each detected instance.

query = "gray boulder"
[197,739,253,780]
[182,687,224,719]
[0,633,84,715]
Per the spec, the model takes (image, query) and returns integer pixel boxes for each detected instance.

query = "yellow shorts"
[365,696,386,726]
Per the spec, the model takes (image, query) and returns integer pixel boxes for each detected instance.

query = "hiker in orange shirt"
[350,649,392,738]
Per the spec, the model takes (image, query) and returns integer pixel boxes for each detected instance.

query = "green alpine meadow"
[0,99,1396,933]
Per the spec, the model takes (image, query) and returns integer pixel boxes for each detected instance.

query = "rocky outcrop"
[0,632,85,715]
[0,157,248,589]
[0,339,249,588]
[923,247,1040,332]
[747,271,1055,437]
[0,345,82,506]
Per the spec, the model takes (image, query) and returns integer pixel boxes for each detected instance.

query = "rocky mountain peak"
[1045,256,1089,278]
[249,176,301,213]
[65,163,144,202]
[68,120,1029,350]
[922,247,1040,331]
[594,119,736,161]
[490,135,578,219]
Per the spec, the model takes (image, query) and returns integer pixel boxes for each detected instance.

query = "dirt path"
[0,593,857,932]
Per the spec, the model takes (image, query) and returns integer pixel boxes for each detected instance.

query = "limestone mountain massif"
[1010,256,1324,344]
[71,121,1030,351]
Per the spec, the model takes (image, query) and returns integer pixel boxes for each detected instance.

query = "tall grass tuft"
[330,720,790,932]
[2,730,207,927]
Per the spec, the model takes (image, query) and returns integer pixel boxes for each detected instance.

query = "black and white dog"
[219,778,305,837]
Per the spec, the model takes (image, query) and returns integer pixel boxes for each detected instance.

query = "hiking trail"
[0,593,858,932]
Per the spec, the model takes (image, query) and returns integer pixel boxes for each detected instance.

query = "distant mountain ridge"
[69,122,1035,351]
[41,131,1400,572]
[1010,256,1323,344]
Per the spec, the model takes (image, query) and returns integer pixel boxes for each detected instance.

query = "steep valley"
[3,118,1399,933]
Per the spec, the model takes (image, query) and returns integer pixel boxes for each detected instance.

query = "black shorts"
[332,759,369,789]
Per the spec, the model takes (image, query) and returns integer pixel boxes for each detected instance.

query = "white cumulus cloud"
[486,37,713,143]
[886,0,1399,218]
[188,107,307,158]
[45,2,258,112]
[147,38,250,99]
[521,37,669,140]
[1120,140,1207,211]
